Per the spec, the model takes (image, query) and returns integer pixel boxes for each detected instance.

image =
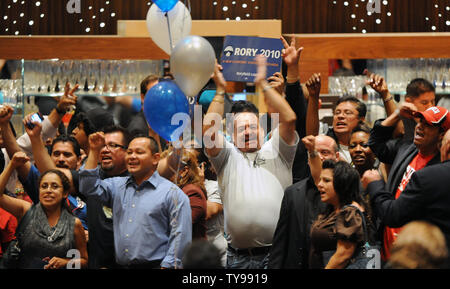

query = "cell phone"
[26,112,44,129]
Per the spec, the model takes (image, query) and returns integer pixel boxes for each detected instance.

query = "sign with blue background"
[220,35,283,83]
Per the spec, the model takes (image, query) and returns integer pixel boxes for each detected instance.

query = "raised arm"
[24,113,56,174]
[302,135,322,186]
[280,36,303,85]
[0,152,32,222]
[157,145,183,180]
[203,61,227,158]
[365,70,397,117]
[305,73,321,136]
[255,55,297,145]
[84,132,105,170]
[0,105,31,180]
[0,106,21,158]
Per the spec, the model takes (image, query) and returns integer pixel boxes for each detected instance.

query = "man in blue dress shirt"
[79,133,192,269]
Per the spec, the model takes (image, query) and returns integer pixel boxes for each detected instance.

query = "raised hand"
[88,132,105,152]
[399,102,419,120]
[267,72,285,96]
[10,151,30,169]
[280,36,304,68]
[364,69,389,97]
[254,54,268,86]
[23,112,43,139]
[305,73,321,100]
[302,135,316,153]
[0,105,14,126]
[212,59,226,93]
[56,83,79,112]
[361,169,383,189]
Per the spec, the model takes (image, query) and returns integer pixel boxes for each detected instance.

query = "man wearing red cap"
[362,104,450,262]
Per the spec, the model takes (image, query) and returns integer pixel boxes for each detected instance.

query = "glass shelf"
[24,92,141,98]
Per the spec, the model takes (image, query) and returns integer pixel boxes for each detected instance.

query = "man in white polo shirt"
[203,55,299,269]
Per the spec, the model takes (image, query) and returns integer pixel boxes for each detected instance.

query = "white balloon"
[146,1,192,55]
[170,36,216,98]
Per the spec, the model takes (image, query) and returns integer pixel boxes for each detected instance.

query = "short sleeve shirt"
[207,127,299,248]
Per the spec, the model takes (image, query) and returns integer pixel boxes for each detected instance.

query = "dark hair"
[231,100,259,116]
[50,134,81,157]
[130,134,159,154]
[38,169,72,212]
[406,78,435,99]
[182,240,224,269]
[140,74,159,95]
[57,122,66,136]
[38,169,71,192]
[322,160,364,208]
[68,109,114,137]
[351,122,371,136]
[336,96,367,119]
[103,125,132,147]
[197,149,217,181]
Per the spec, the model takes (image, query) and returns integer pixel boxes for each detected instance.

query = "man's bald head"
[315,135,339,161]
[441,130,450,162]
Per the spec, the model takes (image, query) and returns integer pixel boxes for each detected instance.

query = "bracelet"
[262,85,272,93]
[212,97,224,104]
[55,106,66,115]
[383,96,393,104]
[215,91,225,96]
[286,77,299,82]
[308,151,318,158]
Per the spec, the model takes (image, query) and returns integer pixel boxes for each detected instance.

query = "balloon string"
[165,12,173,54]
[184,0,191,13]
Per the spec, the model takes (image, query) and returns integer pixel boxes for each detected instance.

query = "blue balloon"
[153,0,179,12]
[144,80,190,142]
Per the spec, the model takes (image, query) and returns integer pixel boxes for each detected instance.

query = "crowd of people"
[0,37,449,269]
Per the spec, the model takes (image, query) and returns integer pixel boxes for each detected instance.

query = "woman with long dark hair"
[0,152,87,269]
[169,149,207,240]
[309,159,373,269]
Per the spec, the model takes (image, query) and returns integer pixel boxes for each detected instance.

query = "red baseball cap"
[414,106,450,131]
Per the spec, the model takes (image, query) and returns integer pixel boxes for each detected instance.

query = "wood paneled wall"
[0,0,448,36]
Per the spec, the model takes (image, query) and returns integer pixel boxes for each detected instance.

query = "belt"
[228,244,271,256]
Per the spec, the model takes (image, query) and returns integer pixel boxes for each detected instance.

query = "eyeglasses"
[104,143,127,150]
[40,183,63,190]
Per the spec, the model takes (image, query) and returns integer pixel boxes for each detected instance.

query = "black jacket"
[368,161,450,263]
[285,81,310,183]
[369,119,441,195]
[268,177,325,269]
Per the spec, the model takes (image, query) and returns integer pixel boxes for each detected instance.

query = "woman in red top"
[173,150,207,240]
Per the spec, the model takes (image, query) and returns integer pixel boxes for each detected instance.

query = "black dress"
[18,204,76,269]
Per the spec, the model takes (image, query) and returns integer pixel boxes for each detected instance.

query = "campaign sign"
[220,35,283,83]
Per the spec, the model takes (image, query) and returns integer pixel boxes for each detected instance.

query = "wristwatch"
[308,151,318,158]
[55,105,66,115]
